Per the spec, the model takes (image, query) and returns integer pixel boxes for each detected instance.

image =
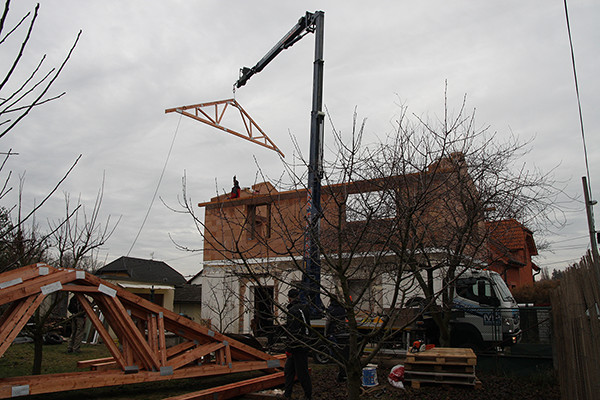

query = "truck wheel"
[451,325,483,353]
[312,345,331,364]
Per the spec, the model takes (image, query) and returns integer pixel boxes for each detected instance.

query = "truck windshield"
[491,274,515,302]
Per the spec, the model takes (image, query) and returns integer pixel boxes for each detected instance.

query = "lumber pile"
[0,263,285,399]
[404,347,480,389]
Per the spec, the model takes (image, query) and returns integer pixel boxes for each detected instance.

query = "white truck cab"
[451,269,521,349]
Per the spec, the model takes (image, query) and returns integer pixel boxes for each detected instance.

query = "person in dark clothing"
[283,288,312,400]
[325,297,349,382]
[67,296,86,353]
[230,176,240,199]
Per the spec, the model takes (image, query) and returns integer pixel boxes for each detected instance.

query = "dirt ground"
[281,361,560,400]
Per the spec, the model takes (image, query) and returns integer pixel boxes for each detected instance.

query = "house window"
[247,204,271,240]
[346,190,396,222]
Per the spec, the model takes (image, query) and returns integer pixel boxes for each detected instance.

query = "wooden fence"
[551,252,600,400]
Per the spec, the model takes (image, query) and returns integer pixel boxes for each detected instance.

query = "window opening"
[346,190,396,222]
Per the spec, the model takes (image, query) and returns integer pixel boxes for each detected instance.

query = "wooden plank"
[149,313,158,354]
[105,295,160,370]
[75,293,127,369]
[62,284,100,293]
[84,273,274,363]
[0,298,21,328]
[163,371,285,400]
[0,360,280,398]
[225,343,232,368]
[0,269,73,306]
[166,340,197,357]
[77,357,115,368]
[406,370,478,388]
[169,342,224,371]
[0,265,288,399]
[405,370,476,380]
[89,361,119,371]
[0,264,44,288]
[404,363,474,374]
[0,298,33,347]
[158,312,167,366]
[0,294,45,357]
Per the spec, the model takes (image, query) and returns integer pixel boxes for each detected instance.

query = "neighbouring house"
[191,153,510,335]
[173,283,203,323]
[487,219,539,289]
[96,256,187,312]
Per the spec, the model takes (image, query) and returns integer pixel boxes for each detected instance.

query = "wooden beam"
[0,264,45,288]
[0,265,286,399]
[0,361,281,398]
[0,269,73,306]
[157,312,167,366]
[77,357,115,368]
[0,294,45,357]
[169,342,224,371]
[0,301,20,329]
[164,99,284,157]
[163,371,285,400]
[148,313,158,354]
[75,293,127,369]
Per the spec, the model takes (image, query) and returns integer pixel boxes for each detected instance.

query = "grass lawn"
[0,342,265,399]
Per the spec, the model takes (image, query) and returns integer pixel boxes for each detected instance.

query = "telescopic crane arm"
[235,12,320,89]
[235,11,325,315]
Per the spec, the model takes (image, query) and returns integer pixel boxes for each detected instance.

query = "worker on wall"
[230,176,240,199]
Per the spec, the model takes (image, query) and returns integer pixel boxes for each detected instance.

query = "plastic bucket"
[361,366,378,387]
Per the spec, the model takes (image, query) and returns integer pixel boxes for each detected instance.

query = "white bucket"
[361,365,379,387]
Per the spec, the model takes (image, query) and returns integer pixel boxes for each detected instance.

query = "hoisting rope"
[127,112,183,256]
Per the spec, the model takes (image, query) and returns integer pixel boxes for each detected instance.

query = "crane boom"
[235,12,320,89]
[235,11,325,315]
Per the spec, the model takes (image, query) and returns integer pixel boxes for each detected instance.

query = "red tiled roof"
[487,219,532,251]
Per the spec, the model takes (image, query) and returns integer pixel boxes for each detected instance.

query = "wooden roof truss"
[165,98,284,157]
[0,264,284,399]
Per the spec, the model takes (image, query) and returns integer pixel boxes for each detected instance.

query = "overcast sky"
[1,1,598,278]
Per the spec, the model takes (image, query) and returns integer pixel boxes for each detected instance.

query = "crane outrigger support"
[165,98,284,157]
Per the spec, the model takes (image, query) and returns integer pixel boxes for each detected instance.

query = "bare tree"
[0,0,96,377]
[200,269,246,334]
[0,0,81,139]
[49,175,120,272]
[175,91,560,400]
[1,0,82,249]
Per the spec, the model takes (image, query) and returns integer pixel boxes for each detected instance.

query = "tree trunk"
[343,342,364,400]
[32,329,44,375]
[346,361,363,400]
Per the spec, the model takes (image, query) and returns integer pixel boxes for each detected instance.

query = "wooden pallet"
[404,348,479,389]
[405,347,477,366]
[408,374,482,389]
[405,362,474,374]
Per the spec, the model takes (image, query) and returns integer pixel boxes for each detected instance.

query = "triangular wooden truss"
[0,264,285,399]
[165,99,284,157]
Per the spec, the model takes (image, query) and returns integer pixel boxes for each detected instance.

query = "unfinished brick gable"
[487,219,539,289]
[199,153,488,266]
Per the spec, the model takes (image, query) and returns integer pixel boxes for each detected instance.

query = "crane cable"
[563,0,592,194]
[127,113,183,256]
